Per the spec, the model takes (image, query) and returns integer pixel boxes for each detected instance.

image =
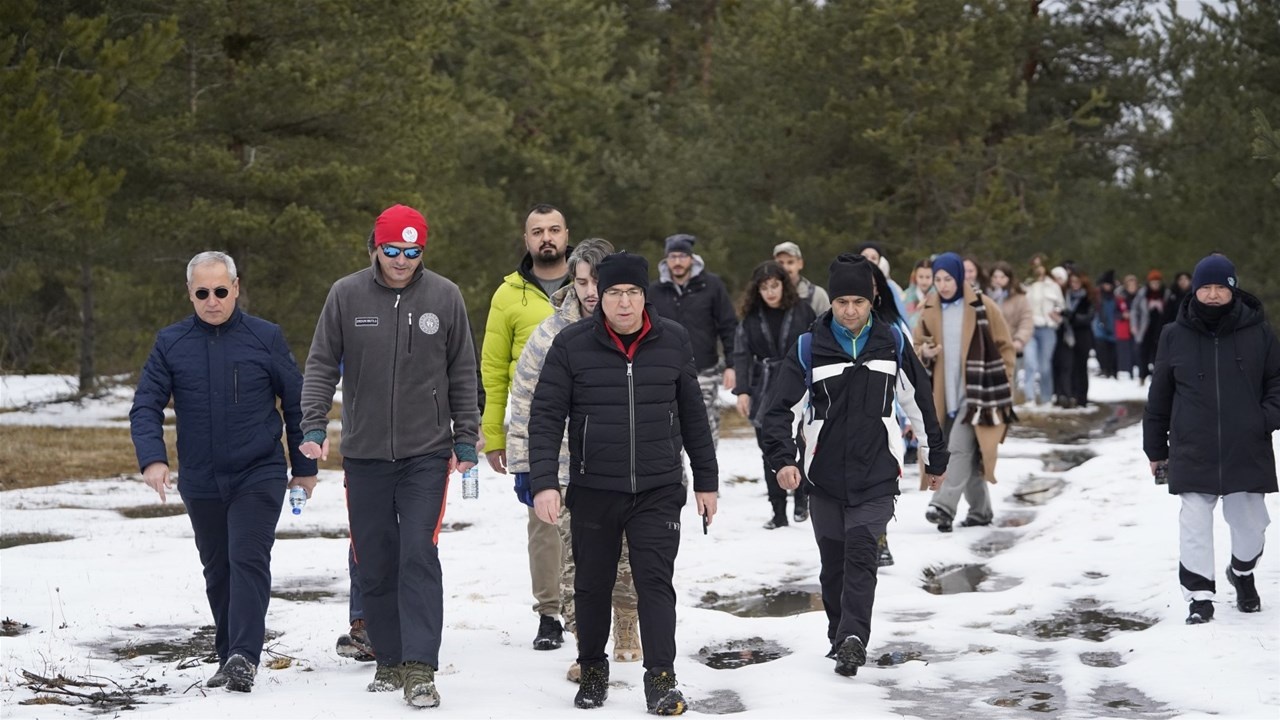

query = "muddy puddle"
[118,504,188,519]
[1012,476,1066,505]
[276,528,350,540]
[1,532,73,549]
[694,637,792,670]
[879,663,1065,718]
[1091,684,1175,718]
[272,588,336,602]
[699,586,822,618]
[1004,599,1155,642]
[1041,448,1097,472]
[1011,401,1145,444]
[439,522,472,533]
[922,564,1021,595]
[692,688,747,714]
[996,510,1037,527]
[111,625,282,665]
[2,617,33,636]
[971,531,1018,558]
[873,641,954,667]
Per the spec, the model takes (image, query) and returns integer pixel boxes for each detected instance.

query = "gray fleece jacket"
[301,260,479,461]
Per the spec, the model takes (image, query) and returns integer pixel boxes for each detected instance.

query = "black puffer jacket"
[1143,291,1280,495]
[528,306,719,495]
[648,261,738,372]
[731,303,817,423]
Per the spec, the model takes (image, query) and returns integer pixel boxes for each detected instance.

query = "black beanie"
[1191,255,1237,293]
[597,251,650,295]
[664,234,696,256]
[828,253,876,301]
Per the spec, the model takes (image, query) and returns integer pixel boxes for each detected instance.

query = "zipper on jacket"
[579,416,589,474]
[433,387,440,425]
[233,366,239,404]
[1215,337,1222,495]
[628,361,637,493]
[390,293,400,458]
[669,410,677,457]
[408,312,414,354]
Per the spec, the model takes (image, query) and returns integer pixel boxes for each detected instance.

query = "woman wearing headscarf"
[914,253,1017,531]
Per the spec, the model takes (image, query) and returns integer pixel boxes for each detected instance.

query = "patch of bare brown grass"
[0,426,170,491]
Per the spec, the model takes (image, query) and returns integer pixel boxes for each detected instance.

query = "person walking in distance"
[130,251,317,693]
[1022,255,1065,405]
[773,241,831,316]
[480,203,574,651]
[529,252,720,715]
[504,239,643,682]
[731,260,818,529]
[299,205,479,707]
[759,254,948,677]
[1144,255,1279,624]
[649,234,739,450]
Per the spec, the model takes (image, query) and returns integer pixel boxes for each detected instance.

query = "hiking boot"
[1226,569,1261,613]
[762,515,788,530]
[574,661,609,709]
[825,641,838,659]
[877,535,895,567]
[793,495,809,523]
[367,663,404,692]
[925,505,953,533]
[205,662,228,688]
[567,662,581,683]
[1186,600,1215,625]
[402,661,440,708]
[958,517,992,528]
[222,653,256,693]
[336,618,376,662]
[534,614,564,650]
[833,635,866,677]
[613,607,642,663]
[643,669,687,715]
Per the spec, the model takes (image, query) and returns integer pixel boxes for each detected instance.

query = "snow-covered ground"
[1,375,1277,719]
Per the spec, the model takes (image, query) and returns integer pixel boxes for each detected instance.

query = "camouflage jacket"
[506,284,579,482]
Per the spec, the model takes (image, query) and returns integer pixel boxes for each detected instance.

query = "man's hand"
[723,368,736,393]
[289,476,318,498]
[533,487,560,524]
[777,465,801,491]
[695,491,718,526]
[142,462,173,502]
[299,438,329,462]
[736,394,751,418]
[924,473,946,491]
[486,449,508,474]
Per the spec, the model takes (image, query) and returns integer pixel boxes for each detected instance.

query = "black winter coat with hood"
[528,306,719,496]
[648,258,738,372]
[1143,291,1280,496]
[731,302,818,423]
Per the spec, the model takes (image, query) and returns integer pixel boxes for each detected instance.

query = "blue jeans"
[1023,326,1058,404]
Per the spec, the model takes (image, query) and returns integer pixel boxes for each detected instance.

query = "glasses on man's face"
[381,246,423,259]
[194,287,230,300]
[603,288,645,300]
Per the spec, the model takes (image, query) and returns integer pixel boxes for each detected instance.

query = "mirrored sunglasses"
[381,246,423,259]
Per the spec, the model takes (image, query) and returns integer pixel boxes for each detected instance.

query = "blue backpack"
[796,321,907,392]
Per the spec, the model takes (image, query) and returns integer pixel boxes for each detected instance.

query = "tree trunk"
[78,257,96,397]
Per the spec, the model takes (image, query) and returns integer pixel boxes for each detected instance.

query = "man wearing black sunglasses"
[299,204,480,708]
[130,251,317,694]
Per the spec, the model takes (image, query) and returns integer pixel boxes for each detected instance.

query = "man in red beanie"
[299,204,480,708]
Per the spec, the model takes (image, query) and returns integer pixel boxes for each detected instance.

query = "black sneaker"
[1186,600,1215,625]
[534,614,564,651]
[222,653,256,693]
[793,496,809,523]
[205,662,228,688]
[763,515,788,530]
[643,669,687,715]
[958,517,992,528]
[574,660,609,709]
[1226,569,1262,613]
[336,618,376,662]
[877,535,895,567]
[834,635,866,677]
[402,661,440,708]
[825,641,838,659]
[925,505,953,533]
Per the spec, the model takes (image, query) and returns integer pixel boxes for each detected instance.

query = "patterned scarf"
[961,300,1018,426]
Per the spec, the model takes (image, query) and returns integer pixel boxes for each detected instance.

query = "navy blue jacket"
[130,308,316,500]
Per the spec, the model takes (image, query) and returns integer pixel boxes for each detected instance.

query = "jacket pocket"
[432,388,441,425]
[233,365,240,404]
[579,416,589,473]
[864,371,892,418]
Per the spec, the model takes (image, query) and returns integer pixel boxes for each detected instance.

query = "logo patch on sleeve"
[355,317,379,327]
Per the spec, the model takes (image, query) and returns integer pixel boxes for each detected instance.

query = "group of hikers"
[129,202,1277,714]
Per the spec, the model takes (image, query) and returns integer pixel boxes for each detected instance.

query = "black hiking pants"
[810,492,894,648]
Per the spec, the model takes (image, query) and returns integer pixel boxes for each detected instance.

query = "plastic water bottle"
[462,466,479,500]
[289,486,308,515]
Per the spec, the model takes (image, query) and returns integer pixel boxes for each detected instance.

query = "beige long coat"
[912,283,1016,488]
